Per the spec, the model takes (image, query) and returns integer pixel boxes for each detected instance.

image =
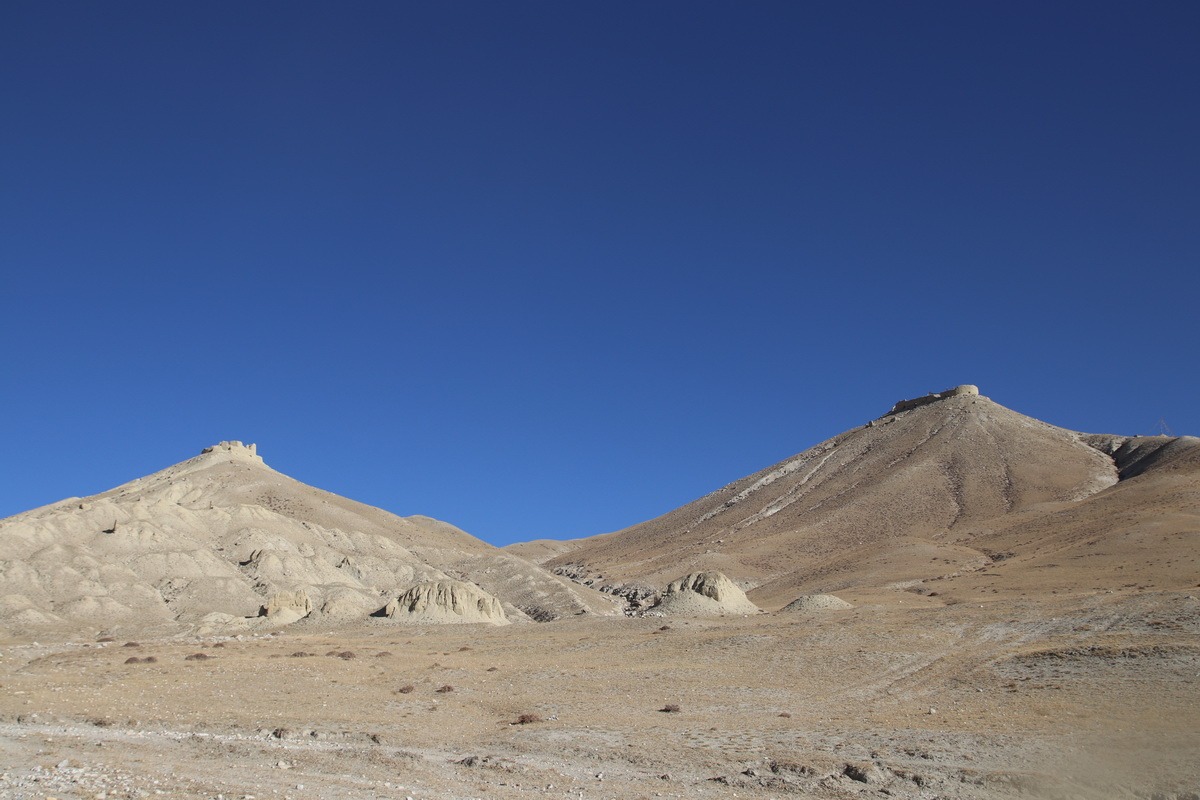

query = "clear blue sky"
[2,2,1197,545]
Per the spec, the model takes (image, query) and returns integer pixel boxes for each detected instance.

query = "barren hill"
[524,387,1200,609]
[0,441,616,638]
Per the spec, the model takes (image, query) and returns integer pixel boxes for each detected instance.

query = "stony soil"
[2,588,1197,800]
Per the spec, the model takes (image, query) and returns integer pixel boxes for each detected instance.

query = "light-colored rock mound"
[650,571,760,616]
[262,590,313,623]
[381,579,509,625]
[781,593,854,612]
[0,442,614,638]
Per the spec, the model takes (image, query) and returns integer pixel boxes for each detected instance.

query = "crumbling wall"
[201,441,262,461]
[888,385,979,415]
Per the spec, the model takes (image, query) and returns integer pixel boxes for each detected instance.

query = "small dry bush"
[659,704,681,713]
[397,684,415,694]
[184,653,211,661]
[375,651,392,657]
[122,641,140,648]
[336,651,356,660]
[514,713,542,725]
[124,656,142,664]
[435,685,454,693]
[290,651,313,658]
[97,637,115,643]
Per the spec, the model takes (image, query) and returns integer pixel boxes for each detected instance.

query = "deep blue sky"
[2,2,1197,545]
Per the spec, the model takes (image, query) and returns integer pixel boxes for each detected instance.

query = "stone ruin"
[888,385,980,415]
[201,441,263,461]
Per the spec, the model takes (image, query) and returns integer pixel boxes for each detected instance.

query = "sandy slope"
[0,442,617,638]
[529,391,1200,612]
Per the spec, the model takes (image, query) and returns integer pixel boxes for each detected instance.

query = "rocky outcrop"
[381,579,509,625]
[650,571,760,617]
[261,590,313,623]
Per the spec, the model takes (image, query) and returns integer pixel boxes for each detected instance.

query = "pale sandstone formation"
[261,589,313,623]
[0,441,613,637]
[650,570,760,616]
[381,579,509,625]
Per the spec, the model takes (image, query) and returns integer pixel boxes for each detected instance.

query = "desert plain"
[1,387,1198,800]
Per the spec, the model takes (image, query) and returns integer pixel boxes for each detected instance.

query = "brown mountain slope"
[529,388,1199,609]
[0,442,617,638]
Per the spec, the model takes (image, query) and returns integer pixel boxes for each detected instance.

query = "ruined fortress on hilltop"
[201,440,263,461]
[888,385,980,415]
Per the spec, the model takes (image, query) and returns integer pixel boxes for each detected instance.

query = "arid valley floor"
[3,591,1198,800]
[2,388,1198,799]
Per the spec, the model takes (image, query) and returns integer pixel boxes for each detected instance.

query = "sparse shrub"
[337,651,356,660]
[143,656,157,663]
[289,651,312,658]
[97,637,116,643]
[397,684,415,694]
[435,685,454,693]
[659,704,681,713]
[514,713,542,725]
[486,666,499,672]
[212,642,226,648]
[778,712,792,718]
[184,652,211,661]
[458,646,472,651]
[375,651,392,657]
[124,656,142,664]
[122,641,140,648]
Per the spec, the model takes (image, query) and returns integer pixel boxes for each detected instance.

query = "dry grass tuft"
[659,703,681,713]
[397,684,415,694]
[435,684,454,693]
[184,653,211,661]
[514,713,543,725]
